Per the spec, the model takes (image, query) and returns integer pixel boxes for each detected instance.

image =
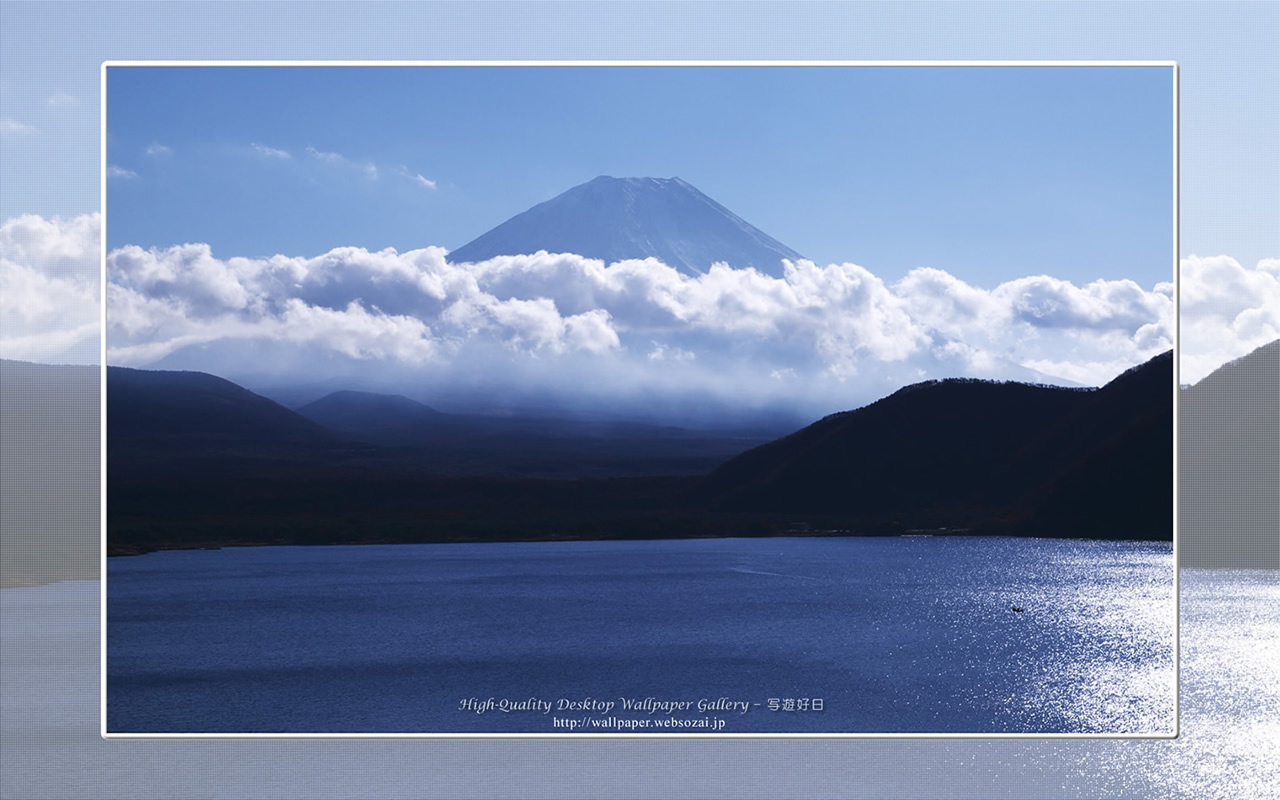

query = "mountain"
[103,354,1188,554]
[1001,352,1172,484]
[108,366,346,478]
[109,370,782,480]
[0,361,100,586]
[1180,339,1279,568]
[692,351,1174,540]
[1004,352,1174,540]
[694,379,1091,518]
[447,175,805,277]
[109,366,335,447]
[293,386,784,476]
[296,390,448,440]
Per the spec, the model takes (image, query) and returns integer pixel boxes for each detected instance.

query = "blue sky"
[1,2,1275,389]
[104,64,1174,289]
[3,1,1276,272]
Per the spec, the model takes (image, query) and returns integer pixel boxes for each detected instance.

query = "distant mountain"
[0,360,100,586]
[296,390,448,440]
[447,175,805,277]
[294,386,785,476]
[109,371,782,480]
[108,366,344,476]
[1180,339,1279,568]
[692,351,1174,540]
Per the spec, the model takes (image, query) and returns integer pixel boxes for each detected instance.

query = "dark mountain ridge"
[447,175,805,277]
[109,366,338,450]
[695,378,1090,517]
[107,366,361,481]
[1005,351,1172,479]
[110,370,782,480]
[693,351,1174,539]
[106,351,1176,555]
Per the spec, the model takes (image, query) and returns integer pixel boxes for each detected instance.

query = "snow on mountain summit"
[446,176,805,277]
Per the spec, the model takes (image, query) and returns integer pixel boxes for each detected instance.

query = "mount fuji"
[447,176,805,278]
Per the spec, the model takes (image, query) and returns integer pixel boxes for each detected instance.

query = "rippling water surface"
[105,536,1174,734]
[2,569,1275,798]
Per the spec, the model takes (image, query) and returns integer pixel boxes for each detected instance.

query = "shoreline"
[107,527,1175,559]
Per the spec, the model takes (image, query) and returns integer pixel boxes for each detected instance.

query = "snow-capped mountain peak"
[447,175,805,277]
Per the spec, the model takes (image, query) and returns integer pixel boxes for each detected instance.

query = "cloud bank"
[1179,255,1280,383]
[103,240,1180,415]
[0,213,101,364]
[5,212,1273,412]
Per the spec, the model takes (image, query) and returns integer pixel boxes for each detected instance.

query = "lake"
[106,536,1174,734]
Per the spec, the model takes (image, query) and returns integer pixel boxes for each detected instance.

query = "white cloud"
[304,147,393,185]
[0,213,101,364]
[250,142,291,159]
[1179,255,1280,384]
[0,214,1211,409]
[102,241,1195,413]
[46,92,78,107]
[110,243,252,315]
[395,165,437,190]
[306,145,342,162]
[648,342,696,362]
[1,213,100,278]
[565,309,621,354]
[107,165,139,180]
[0,119,38,135]
[144,143,171,157]
[276,299,439,363]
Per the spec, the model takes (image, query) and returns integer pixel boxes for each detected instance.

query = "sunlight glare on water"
[1033,569,1280,800]
[1007,542,1176,733]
